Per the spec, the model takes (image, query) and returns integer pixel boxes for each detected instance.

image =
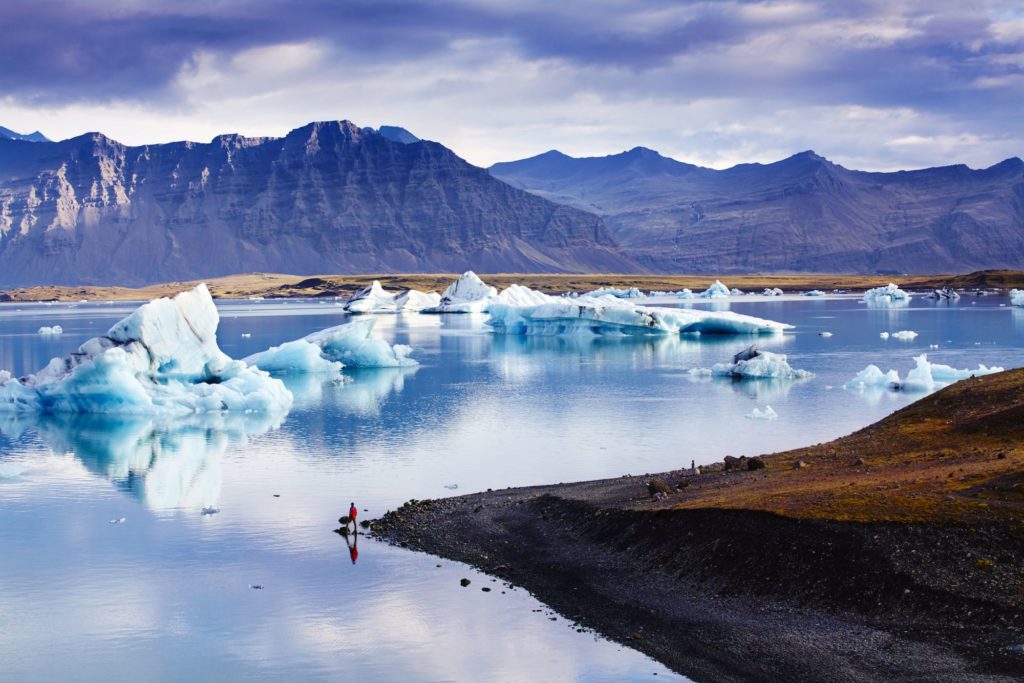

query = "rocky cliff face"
[491,149,1024,274]
[0,121,635,286]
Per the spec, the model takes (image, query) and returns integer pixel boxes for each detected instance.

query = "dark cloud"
[0,0,1021,165]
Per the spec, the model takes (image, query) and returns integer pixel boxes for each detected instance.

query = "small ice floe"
[929,344,940,349]
[109,517,126,524]
[582,286,643,299]
[891,330,918,341]
[863,283,911,307]
[201,506,220,516]
[241,333,252,338]
[819,331,833,337]
[712,345,812,380]
[846,354,1003,392]
[804,290,826,297]
[880,332,890,340]
[925,287,960,300]
[687,367,713,378]
[37,325,63,335]
[762,288,783,296]
[1010,289,1024,307]
[746,405,779,420]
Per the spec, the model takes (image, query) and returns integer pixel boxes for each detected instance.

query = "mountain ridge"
[0,120,636,287]
[490,147,1024,274]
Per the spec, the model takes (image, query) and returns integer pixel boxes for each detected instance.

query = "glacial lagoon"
[2,294,1022,682]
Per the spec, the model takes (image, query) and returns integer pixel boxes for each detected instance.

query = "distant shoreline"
[2,269,1022,302]
[373,369,1024,681]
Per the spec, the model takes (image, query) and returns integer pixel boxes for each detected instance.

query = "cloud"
[0,0,1021,170]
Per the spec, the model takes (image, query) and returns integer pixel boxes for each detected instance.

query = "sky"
[0,0,1022,171]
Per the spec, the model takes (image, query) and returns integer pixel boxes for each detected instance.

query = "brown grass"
[669,369,1024,524]
[4,269,1023,302]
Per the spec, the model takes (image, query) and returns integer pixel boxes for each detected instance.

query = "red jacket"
[349,505,358,520]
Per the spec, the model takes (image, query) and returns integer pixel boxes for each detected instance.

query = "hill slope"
[0,121,635,286]
[491,148,1024,274]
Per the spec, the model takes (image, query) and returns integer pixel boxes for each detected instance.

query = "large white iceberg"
[699,280,732,299]
[0,285,292,415]
[422,271,498,314]
[712,346,812,379]
[763,288,784,297]
[487,289,791,337]
[1010,289,1024,307]
[864,283,911,307]
[244,318,416,371]
[344,281,441,313]
[845,354,1003,392]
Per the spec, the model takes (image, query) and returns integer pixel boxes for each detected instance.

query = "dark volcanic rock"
[0,121,636,286]
[491,148,1024,274]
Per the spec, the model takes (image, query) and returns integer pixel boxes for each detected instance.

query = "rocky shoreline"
[372,371,1024,682]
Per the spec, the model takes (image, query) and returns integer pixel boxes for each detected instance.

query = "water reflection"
[0,412,281,512]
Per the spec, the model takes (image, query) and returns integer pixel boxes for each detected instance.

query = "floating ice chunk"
[819,331,833,337]
[763,288,784,296]
[880,332,890,340]
[109,517,126,524]
[687,367,713,377]
[846,354,1003,393]
[38,326,63,335]
[581,286,643,299]
[244,339,345,375]
[699,280,732,299]
[0,285,292,415]
[730,288,745,296]
[345,281,398,314]
[713,348,812,380]
[394,289,441,311]
[422,271,498,314]
[747,405,779,420]
[845,365,900,389]
[487,287,791,337]
[246,318,416,372]
[676,289,695,299]
[495,284,554,307]
[864,283,911,307]
[804,290,826,297]
[929,344,939,349]
[891,330,918,341]
[1011,289,1024,307]
[240,333,251,338]
[926,287,960,300]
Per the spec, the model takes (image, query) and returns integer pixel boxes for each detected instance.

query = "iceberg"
[864,283,911,307]
[344,281,441,313]
[38,325,63,335]
[846,354,1003,393]
[487,289,792,337]
[699,280,732,299]
[0,285,292,415]
[245,318,416,371]
[845,365,900,390]
[926,287,960,300]
[763,288,784,297]
[891,330,918,341]
[880,332,890,340]
[747,405,779,420]
[422,271,498,314]
[804,290,826,297]
[712,346,812,380]
[1010,289,1024,307]
[730,288,745,296]
[676,289,695,299]
[581,286,643,299]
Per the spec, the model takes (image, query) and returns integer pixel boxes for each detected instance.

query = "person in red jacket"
[348,502,358,532]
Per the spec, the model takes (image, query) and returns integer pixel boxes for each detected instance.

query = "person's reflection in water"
[344,530,359,565]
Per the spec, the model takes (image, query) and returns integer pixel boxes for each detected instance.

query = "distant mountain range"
[0,126,50,143]
[491,148,1024,274]
[0,122,633,286]
[2,118,1021,286]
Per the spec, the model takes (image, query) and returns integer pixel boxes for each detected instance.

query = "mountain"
[491,149,1024,274]
[374,126,419,144]
[0,125,50,143]
[0,121,636,286]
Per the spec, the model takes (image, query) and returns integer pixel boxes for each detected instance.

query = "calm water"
[1,294,1022,682]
